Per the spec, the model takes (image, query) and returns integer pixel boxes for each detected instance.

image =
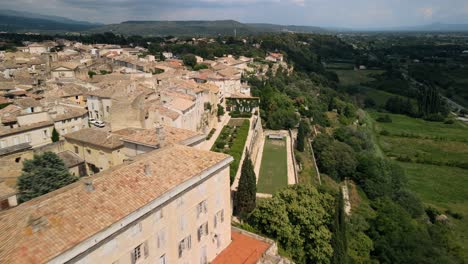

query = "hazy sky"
[3,0,468,28]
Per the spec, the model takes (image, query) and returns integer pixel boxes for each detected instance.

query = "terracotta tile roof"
[0,145,231,264]
[0,142,31,157]
[51,107,87,122]
[212,230,271,264]
[166,97,195,113]
[57,150,84,168]
[13,98,42,109]
[217,67,241,79]
[0,104,21,124]
[0,121,54,137]
[63,128,123,150]
[113,126,204,148]
[157,106,180,120]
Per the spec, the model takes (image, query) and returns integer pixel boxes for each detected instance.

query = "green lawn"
[257,138,288,194]
[379,136,468,165]
[370,111,468,142]
[334,69,383,86]
[399,162,468,254]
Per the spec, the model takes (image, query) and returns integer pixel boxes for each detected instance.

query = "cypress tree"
[235,151,257,218]
[51,127,60,142]
[331,189,348,264]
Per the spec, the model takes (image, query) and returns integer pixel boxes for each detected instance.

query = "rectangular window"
[178,235,192,258]
[159,254,167,264]
[13,137,19,145]
[24,134,31,143]
[0,140,5,148]
[130,241,149,264]
[197,200,208,218]
[87,149,91,155]
[132,244,142,263]
[74,146,79,154]
[214,209,224,228]
[197,222,209,242]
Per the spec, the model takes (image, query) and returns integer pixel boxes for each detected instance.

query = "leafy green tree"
[314,140,357,181]
[217,104,225,117]
[182,54,197,68]
[51,127,60,142]
[17,152,78,203]
[88,70,96,79]
[193,63,208,71]
[248,185,335,264]
[235,151,257,217]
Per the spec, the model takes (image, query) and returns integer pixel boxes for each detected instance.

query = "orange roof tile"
[0,145,232,264]
[212,230,271,264]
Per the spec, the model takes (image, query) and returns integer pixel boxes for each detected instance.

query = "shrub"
[376,115,392,123]
[444,119,454,124]
[206,128,216,140]
[380,130,390,136]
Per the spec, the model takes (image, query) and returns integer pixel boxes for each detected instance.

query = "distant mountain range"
[88,20,327,36]
[0,10,101,33]
[0,9,467,35]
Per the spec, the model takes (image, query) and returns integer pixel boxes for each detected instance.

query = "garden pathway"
[200,113,230,151]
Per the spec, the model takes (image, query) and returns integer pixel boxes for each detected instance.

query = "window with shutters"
[130,242,149,264]
[178,235,192,258]
[197,222,209,242]
[131,244,142,264]
[214,209,224,228]
[159,254,167,264]
[196,200,208,218]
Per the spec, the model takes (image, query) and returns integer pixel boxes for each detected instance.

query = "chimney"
[84,179,94,192]
[29,215,48,233]
[144,163,152,176]
[155,123,165,147]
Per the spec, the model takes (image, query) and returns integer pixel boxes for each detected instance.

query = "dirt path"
[342,180,351,215]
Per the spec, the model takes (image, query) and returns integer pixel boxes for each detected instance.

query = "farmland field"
[368,111,468,255]
[257,137,288,194]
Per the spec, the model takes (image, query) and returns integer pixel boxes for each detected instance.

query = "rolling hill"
[0,10,100,33]
[88,20,327,36]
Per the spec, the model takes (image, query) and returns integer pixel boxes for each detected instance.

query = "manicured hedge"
[211,119,250,184]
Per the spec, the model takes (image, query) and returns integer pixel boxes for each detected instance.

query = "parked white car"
[89,118,97,125]
[94,120,105,128]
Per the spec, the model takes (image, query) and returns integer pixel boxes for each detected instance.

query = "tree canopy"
[248,184,335,264]
[17,152,78,203]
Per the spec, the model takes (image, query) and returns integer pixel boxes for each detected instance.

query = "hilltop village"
[0,38,293,263]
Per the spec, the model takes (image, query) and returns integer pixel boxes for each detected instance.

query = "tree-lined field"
[370,111,468,255]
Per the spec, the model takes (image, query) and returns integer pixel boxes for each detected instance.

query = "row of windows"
[61,117,80,124]
[0,133,32,148]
